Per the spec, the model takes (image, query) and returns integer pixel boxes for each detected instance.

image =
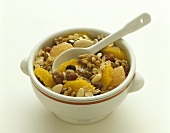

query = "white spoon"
[52,13,151,72]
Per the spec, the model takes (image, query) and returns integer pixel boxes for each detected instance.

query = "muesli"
[34,32,130,97]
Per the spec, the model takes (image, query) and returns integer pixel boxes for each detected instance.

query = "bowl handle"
[20,57,29,76]
[128,72,144,93]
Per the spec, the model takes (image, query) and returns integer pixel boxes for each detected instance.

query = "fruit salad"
[34,32,130,97]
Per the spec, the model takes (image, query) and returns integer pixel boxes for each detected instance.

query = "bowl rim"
[28,27,136,102]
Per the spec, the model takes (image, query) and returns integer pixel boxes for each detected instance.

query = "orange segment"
[63,78,94,91]
[34,67,56,88]
[111,66,126,87]
[101,46,127,60]
[99,64,114,90]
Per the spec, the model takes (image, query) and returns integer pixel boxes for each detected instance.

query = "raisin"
[66,65,76,71]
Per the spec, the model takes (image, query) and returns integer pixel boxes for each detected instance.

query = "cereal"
[78,54,102,69]
[34,48,54,73]
[34,32,130,97]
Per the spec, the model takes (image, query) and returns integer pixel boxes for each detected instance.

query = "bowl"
[20,27,144,124]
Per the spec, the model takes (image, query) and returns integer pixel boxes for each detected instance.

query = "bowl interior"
[28,27,136,102]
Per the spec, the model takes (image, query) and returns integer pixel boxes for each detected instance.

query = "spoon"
[52,13,151,72]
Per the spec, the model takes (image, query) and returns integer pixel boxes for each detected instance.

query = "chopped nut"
[78,54,102,69]
[64,87,72,96]
[68,35,74,40]
[93,89,101,95]
[38,49,45,56]
[76,88,85,97]
[97,52,102,58]
[93,39,98,43]
[85,91,93,97]
[52,84,63,93]
[73,33,79,40]
[70,91,76,96]
[34,56,44,68]
[97,34,104,40]
[61,87,68,94]
[82,35,89,39]
[91,73,102,84]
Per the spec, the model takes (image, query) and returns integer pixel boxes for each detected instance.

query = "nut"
[71,91,77,97]
[91,73,102,84]
[73,39,94,48]
[92,68,102,75]
[85,91,93,97]
[76,88,85,97]
[52,84,63,93]
[52,70,64,84]
[43,47,52,53]
[63,87,72,96]
[104,53,115,62]
[93,89,101,95]
[97,52,102,58]
[66,72,78,81]
[97,34,104,40]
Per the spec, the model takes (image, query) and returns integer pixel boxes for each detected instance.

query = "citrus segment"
[101,46,127,60]
[63,78,94,91]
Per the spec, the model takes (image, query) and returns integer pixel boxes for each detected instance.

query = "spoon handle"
[123,13,151,34]
[88,13,151,53]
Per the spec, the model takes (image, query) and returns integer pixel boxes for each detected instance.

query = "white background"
[0,0,170,133]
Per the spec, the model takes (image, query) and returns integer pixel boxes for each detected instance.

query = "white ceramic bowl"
[20,27,144,124]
